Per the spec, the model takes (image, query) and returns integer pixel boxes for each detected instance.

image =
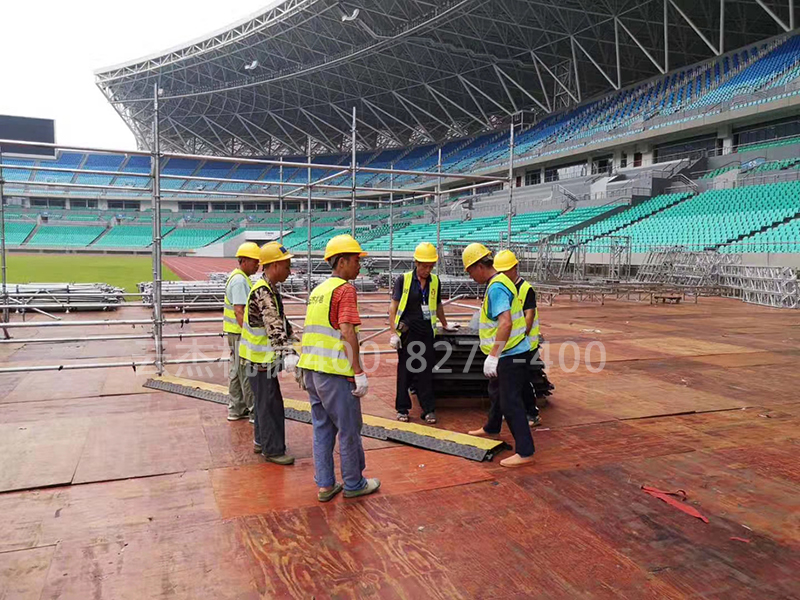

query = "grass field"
[4,254,180,292]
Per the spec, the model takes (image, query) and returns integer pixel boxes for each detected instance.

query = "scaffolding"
[0,105,508,374]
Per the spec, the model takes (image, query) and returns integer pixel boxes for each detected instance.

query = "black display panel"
[0,115,56,157]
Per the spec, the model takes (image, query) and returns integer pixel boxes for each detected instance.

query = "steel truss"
[95,0,797,155]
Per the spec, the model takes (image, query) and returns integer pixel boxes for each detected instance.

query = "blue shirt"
[486,279,531,357]
[226,272,251,306]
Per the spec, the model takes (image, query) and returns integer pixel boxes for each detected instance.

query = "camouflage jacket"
[246,276,295,355]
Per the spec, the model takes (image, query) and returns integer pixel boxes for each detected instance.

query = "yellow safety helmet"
[235,241,261,260]
[323,234,368,261]
[260,241,294,265]
[462,242,492,271]
[493,249,518,271]
[413,242,438,263]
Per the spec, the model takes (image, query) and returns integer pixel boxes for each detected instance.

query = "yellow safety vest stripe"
[238,279,277,364]
[479,273,527,355]
[518,280,540,350]
[394,271,439,332]
[297,277,356,376]
[223,268,253,334]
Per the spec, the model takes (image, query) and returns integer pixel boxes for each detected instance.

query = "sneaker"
[423,412,437,424]
[227,413,248,421]
[248,414,255,424]
[264,454,295,466]
[318,482,344,503]
[344,478,381,498]
[397,412,409,422]
[527,413,542,427]
[253,443,262,454]
[500,453,535,468]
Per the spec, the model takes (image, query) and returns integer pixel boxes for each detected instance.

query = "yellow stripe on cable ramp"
[146,374,504,460]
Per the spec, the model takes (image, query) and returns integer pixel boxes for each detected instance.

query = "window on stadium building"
[108,200,140,210]
[242,202,271,212]
[211,203,240,212]
[178,202,208,212]
[525,170,541,186]
[591,156,613,175]
[735,117,800,149]
[545,161,587,183]
[654,134,717,162]
[70,199,98,209]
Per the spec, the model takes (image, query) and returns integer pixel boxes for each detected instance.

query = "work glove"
[442,323,461,332]
[283,353,299,374]
[483,355,499,378]
[352,372,369,397]
[389,334,401,349]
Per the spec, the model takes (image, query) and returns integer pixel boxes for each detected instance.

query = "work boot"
[344,478,381,498]
[500,453,535,468]
[264,454,295,466]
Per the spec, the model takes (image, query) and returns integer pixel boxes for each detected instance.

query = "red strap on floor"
[641,485,709,523]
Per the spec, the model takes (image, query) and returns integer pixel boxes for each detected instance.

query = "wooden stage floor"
[0,295,798,599]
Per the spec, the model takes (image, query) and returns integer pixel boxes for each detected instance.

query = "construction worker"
[494,250,549,427]
[239,242,298,465]
[223,242,260,421]
[388,242,459,424]
[297,234,381,501]
[462,243,535,468]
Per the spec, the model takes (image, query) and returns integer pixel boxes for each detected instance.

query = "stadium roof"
[95,0,796,156]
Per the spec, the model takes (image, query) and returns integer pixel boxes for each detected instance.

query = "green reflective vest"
[479,273,527,356]
[517,279,541,351]
[394,271,439,333]
[238,279,278,365]
[297,277,357,377]
[223,269,253,335]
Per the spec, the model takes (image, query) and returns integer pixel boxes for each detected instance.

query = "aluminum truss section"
[718,264,799,309]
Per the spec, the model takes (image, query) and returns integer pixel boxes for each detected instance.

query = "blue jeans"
[304,370,367,492]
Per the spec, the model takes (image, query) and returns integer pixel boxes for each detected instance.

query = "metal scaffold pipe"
[152,83,165,375]
[351,106,357,236]
[0,149,8,333]
[389,164,394,287]
[307,135,313,294]
[507,120,515,246]
[436,147,442,270]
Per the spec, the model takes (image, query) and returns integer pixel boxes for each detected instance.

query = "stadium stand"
[161,228,230,249]
[595,181,800,252]
[28,225,106,247]
[92,225,168,248]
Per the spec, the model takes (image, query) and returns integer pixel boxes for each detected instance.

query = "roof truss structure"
[96,0,797,155]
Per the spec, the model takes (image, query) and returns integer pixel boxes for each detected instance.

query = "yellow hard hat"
[235,241,261,260]
[323,234,368,261]
[462,242,492,270]
[493,249,518,271]
[413,242,438,263]
[260,241,294,265]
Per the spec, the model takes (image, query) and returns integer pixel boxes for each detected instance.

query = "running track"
[163,256,233,280]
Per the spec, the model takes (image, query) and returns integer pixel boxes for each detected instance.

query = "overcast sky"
[0,0,271,151]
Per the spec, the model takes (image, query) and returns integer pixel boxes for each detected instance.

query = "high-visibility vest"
[238,279,278,365]
[479,273,527,356]
[394,271,439,333]
[298,277,357,377]
[517,279,541,351]
[223,269,253,335]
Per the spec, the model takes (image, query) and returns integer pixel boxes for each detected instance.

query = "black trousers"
[521,349,541,417]
[248,367,286,457]
[395,328,436,416]
[484,355,535,457]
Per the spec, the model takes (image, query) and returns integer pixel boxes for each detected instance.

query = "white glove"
[483,355,499,378]
[389,334,401,349]
[442,323,461,332]
[283,353,299,374]
[352,373,369,397]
